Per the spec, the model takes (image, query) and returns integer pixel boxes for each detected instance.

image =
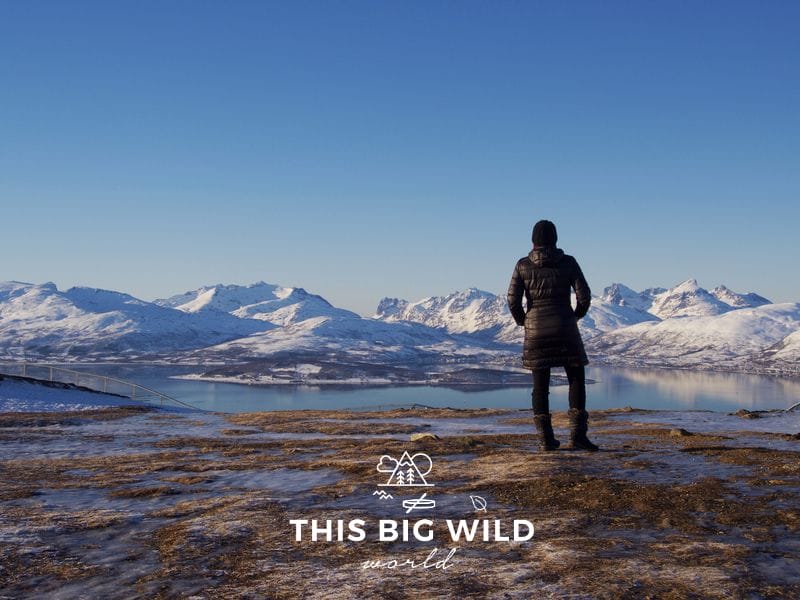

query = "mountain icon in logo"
[377,451,433,487]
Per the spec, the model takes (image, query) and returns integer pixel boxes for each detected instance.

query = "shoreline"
[169,372,577,389]
[2,358,798,379]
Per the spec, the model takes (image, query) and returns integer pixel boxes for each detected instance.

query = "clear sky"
[1,1,798,315]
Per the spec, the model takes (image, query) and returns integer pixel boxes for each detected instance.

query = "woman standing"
[507,220,598,451]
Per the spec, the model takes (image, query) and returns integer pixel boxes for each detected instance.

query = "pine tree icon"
[377,451,434,487]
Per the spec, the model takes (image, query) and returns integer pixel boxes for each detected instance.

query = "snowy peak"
[157,282,356,327]
[672,278,701,293]
[0,281,270,358]
[601,283,654,313]
[648,279,732,319]
[373,286,660,343]
[375,288,508,334]
[64,286,153,312]
[710,285,771,309]
[601,280,770,319]
[156,281,285,314]
[232,287,357,327]
[0,281,83,322]
[587,302,800,370]
[374,297,409,319]
[0,280,56,302]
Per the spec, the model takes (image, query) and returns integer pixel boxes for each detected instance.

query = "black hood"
[529,246,565,268]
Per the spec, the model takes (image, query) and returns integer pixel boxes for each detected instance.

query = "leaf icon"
[470,495,488,512]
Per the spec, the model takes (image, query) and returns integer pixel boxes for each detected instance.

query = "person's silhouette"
[507,220,598,451]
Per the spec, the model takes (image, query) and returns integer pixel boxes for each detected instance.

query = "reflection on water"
[585,367,800,411]
[63,364,800,413]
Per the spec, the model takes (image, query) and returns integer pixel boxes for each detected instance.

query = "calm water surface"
[68,364,800,413]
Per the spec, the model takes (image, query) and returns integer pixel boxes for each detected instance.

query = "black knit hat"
[532,220,558,246]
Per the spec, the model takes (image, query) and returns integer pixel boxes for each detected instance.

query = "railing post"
[49,366,53,381]
[22,363,27,377]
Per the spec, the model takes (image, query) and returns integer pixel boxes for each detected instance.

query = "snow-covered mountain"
[0,281,271,358]
[601,280,771,319]
[371,279,796,373]
[171,285,503,365]
[647,279,734,319]
[156,282,358,326]
[189,312,496,363]
[600,283,655,313]
[586,302,800,370]
[376,288,509,334]
[710,285,771,309]
[0,278,795,376]
[0,281,502,372]
[373,286,660,342]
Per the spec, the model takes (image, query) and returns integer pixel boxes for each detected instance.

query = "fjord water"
[69,364,799,413]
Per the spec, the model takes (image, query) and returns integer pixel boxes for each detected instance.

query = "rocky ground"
[1,404,799,599]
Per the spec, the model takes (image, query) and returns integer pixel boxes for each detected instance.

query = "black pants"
[532,365,586,415]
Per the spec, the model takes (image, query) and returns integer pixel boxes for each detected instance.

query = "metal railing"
[0,362,198,410]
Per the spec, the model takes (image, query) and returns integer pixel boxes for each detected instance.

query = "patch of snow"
[0,378,141,412]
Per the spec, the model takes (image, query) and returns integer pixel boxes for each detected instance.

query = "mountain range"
[0,278,796,380]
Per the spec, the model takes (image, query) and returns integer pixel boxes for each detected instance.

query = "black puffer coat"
[507,246,591,370]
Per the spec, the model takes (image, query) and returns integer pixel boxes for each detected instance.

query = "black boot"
[567,408,599,451]
[533,414,560,451]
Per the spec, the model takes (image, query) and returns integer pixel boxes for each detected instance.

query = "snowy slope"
[587,302,800,368]
[187,312,503,365]
[0,376,140,412]
[0,281,271,358]
[579,298,660,339]
[157,282,358,326]
[756,329,800,369]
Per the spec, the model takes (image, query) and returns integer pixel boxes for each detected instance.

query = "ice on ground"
[608,408,800,435]
[2,402,799,598]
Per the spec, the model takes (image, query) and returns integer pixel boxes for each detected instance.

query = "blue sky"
[1,1,798,315]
